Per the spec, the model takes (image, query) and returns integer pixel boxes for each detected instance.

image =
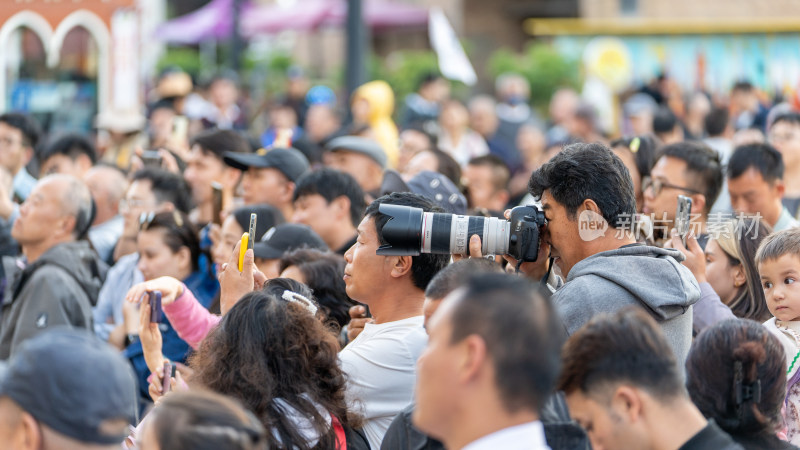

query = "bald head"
[84,166,127,225]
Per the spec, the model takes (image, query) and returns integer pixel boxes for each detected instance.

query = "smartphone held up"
[238,213,257,271]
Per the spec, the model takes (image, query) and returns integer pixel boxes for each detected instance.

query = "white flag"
[429,7,477,86]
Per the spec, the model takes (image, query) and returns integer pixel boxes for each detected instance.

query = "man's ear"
[775,180,786,198]
[20,410,42,449]
[23,147,33,166]
[222,167,241,190]
[331,195,351,221]
[581,198,602,215]
[390,254,413,278]
[459,335,488,383]
[282,181,297,202]
[690,194,707,216]
[612,385,643,424]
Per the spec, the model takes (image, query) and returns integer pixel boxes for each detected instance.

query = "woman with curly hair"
[135,280,364,449]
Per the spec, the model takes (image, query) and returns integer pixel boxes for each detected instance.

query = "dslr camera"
[376,204,547,262]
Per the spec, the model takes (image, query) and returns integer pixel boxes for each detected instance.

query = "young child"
[758,227,800,445]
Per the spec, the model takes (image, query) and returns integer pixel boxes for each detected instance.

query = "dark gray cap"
[254,223,328,260]
[0,328,137,445]
[326,136,387,169]
[408,171,467,215]
[223,147,310,182]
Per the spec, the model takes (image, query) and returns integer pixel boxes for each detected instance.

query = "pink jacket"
[163,285,221,349]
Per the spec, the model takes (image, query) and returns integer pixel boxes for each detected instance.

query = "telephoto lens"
[376,204,546,262]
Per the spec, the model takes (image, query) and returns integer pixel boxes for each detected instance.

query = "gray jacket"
[0,241,105,359]
[553,244,699,364]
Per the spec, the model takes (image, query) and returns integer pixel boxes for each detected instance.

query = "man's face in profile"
[540,190,585,278]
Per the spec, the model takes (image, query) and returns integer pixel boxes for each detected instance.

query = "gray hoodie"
[553,244,699,364]
[0,241,105,359]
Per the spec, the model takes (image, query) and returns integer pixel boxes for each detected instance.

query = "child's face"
[760,254,800,322]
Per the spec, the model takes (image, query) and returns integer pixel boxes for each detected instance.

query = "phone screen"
[149,291,163,323]
[675,195,693,247]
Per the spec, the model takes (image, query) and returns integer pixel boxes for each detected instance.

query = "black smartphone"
[676,195,693,247]
[149,291,163,323]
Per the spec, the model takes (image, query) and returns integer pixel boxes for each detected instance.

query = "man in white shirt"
[340,192,450,449]
[413,273,563,450]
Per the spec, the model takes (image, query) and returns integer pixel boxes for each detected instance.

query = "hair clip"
[629,137,641,153]
[733,360,762,406]
[281,290,318,316]
[173,211,184,227]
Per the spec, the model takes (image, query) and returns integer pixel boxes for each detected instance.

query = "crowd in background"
[2,64,800,450]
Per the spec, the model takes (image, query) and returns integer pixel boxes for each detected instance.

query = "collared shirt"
[774,206,800,232]
[463,421,550,450]
[12,168,36,201]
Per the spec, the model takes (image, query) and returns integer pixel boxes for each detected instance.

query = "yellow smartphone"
[237,213,257,271]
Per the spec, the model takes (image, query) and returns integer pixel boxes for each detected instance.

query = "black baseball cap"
[0,328,137,445]
[223,147,310,182]
[254,223,328,260]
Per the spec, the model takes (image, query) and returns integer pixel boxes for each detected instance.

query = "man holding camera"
[512,143,700,364]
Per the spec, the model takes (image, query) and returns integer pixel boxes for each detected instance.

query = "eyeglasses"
[120,198,154,212]
[769,132,798,143]
[642,176,702,197]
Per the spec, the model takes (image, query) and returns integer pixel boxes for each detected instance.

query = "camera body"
[376,203,546,262]
[507,205,546,262]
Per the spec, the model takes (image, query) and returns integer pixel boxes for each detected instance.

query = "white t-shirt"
[339,315,427,449]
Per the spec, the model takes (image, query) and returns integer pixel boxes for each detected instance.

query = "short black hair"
[294,168,366,227]
[467,154,510,192]
[727,143,784,184]
[0,113,42,148]
[732,81,754,93]
[190,129,250,160]
[770,112,800,129]
[704,107,730,137]
[652,107,678,134]
[417,72,443,91]
[425,259,503,300]
[657,141,723,213]
[528,142,636,228]
[365,192,450,290]
[449,273,563,413]
[39,133,97,166]
[131,168,193,213]
[558,307,685,401]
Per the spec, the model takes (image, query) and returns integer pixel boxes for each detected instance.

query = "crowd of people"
[3,64,800,450]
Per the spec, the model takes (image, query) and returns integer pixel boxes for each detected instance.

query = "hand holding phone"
[238,213,257,272]
[149,291,163,323]
[675,195,693,248]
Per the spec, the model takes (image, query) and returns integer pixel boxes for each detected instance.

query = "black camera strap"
[537,257,555,289]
